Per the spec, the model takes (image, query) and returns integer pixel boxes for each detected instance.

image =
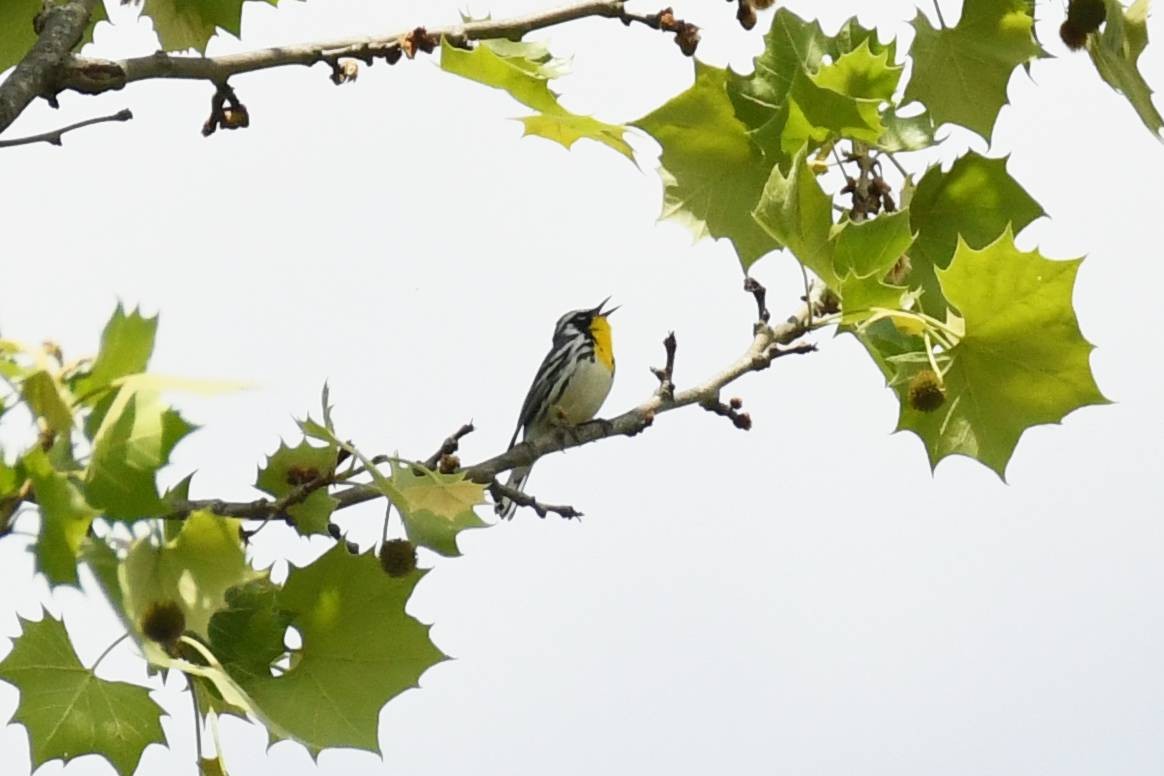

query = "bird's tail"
[495,465,532,520]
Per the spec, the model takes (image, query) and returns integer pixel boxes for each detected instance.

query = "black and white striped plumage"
[496,300,617,519]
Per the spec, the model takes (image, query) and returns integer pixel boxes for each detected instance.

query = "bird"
[495,298,618,519]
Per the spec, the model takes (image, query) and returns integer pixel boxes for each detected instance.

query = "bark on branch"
[0,0,101,134]
[56,0,663,97]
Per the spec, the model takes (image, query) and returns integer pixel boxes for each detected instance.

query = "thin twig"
[58,1,681,97]
[150,294,820,521]
[488,480,582,520]
[0,108,132,148]
[649,332,677,400]
[423,422,475,470]
[743,277,770,324]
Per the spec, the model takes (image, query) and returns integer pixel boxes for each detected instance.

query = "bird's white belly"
[552,358,613,427]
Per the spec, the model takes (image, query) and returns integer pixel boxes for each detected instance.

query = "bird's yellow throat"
[590,315,614,370]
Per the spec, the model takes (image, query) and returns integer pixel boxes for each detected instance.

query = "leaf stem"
[932,0,947,28]
[90,632,130,671]
[189,676,203,761]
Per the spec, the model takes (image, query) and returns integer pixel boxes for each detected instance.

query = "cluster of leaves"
[1,1,1159,774]
[444,1,1119,476]
[0,307,489,773]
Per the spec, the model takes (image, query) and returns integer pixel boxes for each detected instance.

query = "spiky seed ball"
[1067,0,1106,31]
[379,539,418,577]
[907,369,946,413]
[141,600,186,645]
[1060,20,1088,50]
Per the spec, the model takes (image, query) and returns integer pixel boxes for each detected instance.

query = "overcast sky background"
[2,1,1163,774]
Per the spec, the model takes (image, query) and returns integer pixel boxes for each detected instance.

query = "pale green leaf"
[440,38,632,159]
[635,62,781,270]
[384,461,488,557]
[72,304,158,404]
[24,448,96,586]
[1086,0,1163,138]
[903,0,1041,140]
[896,229,1108,476]
[752,145,838,287]
[120,510,261,643]
[85,389,195,519]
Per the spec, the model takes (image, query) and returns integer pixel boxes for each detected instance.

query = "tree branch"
[0,0,101,135]
[0,108,132,148]
[127,286,820,524]
[57,0,679,98]
[487,480,583,520]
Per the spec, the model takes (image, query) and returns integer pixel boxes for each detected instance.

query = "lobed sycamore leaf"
[20,369,74,435]
[896,229,1108,476]
[0,0,108,73]
[208,578,293,686]
[139,0,281,54]
[255,439,337,536]
[440,38,632,159]
[120,510,262,644]
[878,106,940,152]
[84,389,195,519]
[729,9,892,128]
[72,304,158,404]
[752,145,838,286]
[24,447,96,586]
[241,544,446,753]
[834,210,915,322]
[383,461,488,557]
[1086,0,1164,139]
[0,613,165,776]
[634,62,780,270]
[908,152,1044,316]
[903,0,1041,141]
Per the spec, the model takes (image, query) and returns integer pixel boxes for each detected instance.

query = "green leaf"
[121,510,261,643]
[0,613,165,776]
[20,370,74,434]
[896,229,1108,476]
[1086,0,1163,138]
[729,9,890,126]
[877,106,939,152]
[382,462,488,557]
[140,0,272,53]
[634,62,780,270]
[0,0,108,73]
[255,439,337,536]
[24,448,96,586]
[440,38,632,159]
[903,0,1041,140]
[240,544,446,752]
[908,152,1044,316]
[752,145,838,287]
[814,39,903,102]
[72,304,157,404]
[833,210,915,279]
[85,389,195,519]
[208,578,293,686]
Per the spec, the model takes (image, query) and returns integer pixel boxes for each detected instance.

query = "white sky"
[2,1,1163,774]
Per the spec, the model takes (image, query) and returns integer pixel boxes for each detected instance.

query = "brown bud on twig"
[401,27,436,59]
[330,59,359,85]
[736,0,757,29]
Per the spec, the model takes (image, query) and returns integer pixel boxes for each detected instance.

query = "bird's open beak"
[594,297,619,317]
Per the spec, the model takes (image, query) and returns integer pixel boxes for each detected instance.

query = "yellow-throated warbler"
[496,298,617,519]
